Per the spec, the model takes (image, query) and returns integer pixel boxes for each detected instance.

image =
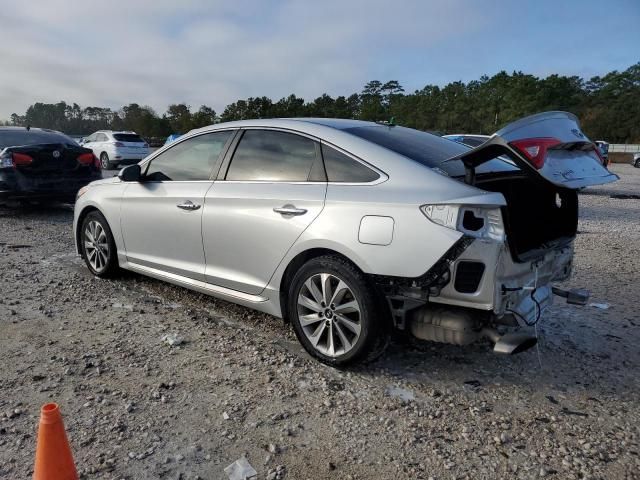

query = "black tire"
[634,158,640,168]
[80,210,119,277]
[287,255,389,367]
[100,152,114,170]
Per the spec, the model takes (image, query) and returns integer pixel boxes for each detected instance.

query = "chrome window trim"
[214,180,325,185]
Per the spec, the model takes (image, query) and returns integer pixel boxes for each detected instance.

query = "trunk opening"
[476,173,578,262]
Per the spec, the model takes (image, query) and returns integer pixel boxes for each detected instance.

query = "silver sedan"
[74,113,617,366]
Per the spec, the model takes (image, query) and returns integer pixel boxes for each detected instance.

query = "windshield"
[344,125,518,177]
[113,133,145,143]
[0,129,78,149]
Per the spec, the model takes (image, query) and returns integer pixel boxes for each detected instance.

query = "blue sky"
[0,0,638,119]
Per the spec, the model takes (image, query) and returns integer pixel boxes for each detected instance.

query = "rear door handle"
[177,200,201,211]
[273,205,307,216]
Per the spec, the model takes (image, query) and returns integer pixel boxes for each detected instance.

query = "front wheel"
[634,158,640,168]
[80,211,119,277]
[287,255,388,366]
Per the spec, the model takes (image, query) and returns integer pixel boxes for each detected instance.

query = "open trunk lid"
[444,111,618,189]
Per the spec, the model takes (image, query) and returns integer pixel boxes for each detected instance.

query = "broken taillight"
[420,204,505,242]
[510,138,561,169]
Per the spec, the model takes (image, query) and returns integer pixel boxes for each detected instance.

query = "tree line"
[4,62,640,143]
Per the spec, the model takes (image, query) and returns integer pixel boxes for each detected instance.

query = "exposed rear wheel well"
[279,248,364,323]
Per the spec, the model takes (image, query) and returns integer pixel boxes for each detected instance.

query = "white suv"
[81,131,150,170]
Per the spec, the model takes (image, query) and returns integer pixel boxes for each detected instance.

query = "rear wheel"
[287,255,388,367]
[81,211,119,277]
[100,152,114,170]
[634,158,640,168]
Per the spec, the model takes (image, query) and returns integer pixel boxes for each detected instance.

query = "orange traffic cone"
[33,403,78,480]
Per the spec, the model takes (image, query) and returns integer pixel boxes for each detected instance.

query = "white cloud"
[0,0,486,119]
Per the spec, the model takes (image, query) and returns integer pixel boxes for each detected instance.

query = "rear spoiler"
[443,111,619,189]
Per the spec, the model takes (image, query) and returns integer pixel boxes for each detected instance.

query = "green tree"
[191,105,217,128]
[166,103,193,133]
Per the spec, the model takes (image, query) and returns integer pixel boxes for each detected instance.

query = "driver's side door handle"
[177,200,201,211]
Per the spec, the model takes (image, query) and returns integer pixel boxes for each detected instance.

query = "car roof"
[191,118,386,135]
[286,118,383,130]
[0,126,63,134]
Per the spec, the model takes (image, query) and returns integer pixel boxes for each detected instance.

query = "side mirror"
[118,164,141,182]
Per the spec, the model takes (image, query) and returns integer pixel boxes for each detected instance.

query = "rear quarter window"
[321,144,379,182]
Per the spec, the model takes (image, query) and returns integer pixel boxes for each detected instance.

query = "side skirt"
[125,262,282,317]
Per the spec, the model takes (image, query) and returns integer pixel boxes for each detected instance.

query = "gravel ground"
[0,164,638,480]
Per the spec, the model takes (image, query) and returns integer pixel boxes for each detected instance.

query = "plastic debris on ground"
[589,303,610,310]
[224,456,258,480]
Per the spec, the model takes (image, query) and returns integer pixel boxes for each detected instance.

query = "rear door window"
[226,130,320,182]
[145,131,233,181]
[321,144,379,182]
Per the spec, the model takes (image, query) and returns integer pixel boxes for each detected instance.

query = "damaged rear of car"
[0,127,101,203]
[374,111,617,354]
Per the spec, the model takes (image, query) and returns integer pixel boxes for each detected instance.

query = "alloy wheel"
[297,273,362,357]
[84,220,110,272]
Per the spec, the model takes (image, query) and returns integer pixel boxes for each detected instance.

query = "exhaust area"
[409,307,537,354]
